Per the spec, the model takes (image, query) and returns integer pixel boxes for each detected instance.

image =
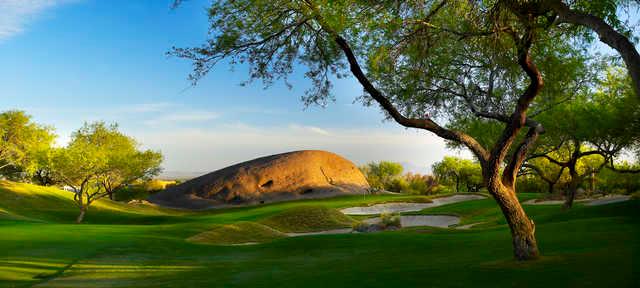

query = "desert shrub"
[403,173,438,195]
[388,177,409,194]
[351,221,369,232]
[430,184,453,195]
[360,161,404,191]
[379,212,401,228]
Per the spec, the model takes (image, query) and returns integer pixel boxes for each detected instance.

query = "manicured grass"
[0,181,638,287]
[187,222,285,245]
[260,205,355,232]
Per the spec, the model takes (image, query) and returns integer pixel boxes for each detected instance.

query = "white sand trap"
[362,215,460,228]
[523,195,631,206]
[340,194,486,215]
[286,228,353,237]
[585,195,631,206]
[455,222,486,230]
[523,199,566,205]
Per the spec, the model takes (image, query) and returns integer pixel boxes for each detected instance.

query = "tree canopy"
[51,122,163,223]
[0,111,55,178]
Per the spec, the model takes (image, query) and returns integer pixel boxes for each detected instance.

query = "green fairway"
[0,181,638,287]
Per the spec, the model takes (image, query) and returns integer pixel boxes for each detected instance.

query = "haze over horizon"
[1,0,474,175]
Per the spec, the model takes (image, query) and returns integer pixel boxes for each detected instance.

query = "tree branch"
[332,35,490,162]
[547,0,640,98]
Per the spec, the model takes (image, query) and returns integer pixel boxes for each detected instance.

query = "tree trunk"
[76,206,86,224]
[564,171,579,209]
[455,177,460,193]
[547,181,554,194]
[490,184,539,260]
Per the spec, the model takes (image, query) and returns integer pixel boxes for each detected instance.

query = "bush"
[430,184,452,195]
[379,212,401,228]
[630,192,640,200]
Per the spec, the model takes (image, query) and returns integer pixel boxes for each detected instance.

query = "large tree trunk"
[547,181,554,194]
[490,184,539,260]
[76,206,86,224]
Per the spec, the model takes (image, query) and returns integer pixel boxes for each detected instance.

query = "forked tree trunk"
[76,206,86,224]
[490,184,539,260]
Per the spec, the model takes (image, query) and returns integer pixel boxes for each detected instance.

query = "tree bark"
[76,206,86,224]
[563,166,579,209]
[490,183,539,260]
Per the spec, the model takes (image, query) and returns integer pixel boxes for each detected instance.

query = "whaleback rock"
[149,150,369,209]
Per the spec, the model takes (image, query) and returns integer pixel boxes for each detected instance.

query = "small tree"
[360,161,404,192]
[0,111,55,178]
[432,157,483,193]
[51,122,162,223]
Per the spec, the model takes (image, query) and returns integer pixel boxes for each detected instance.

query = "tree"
[360,161,404,191]
[527,67,640,208]
[51,122,162,223]
[172,0,640,260]
[432,157,483,193]
[0,111,55,178]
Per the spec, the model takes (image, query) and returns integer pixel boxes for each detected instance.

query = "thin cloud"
[144,110,220,126]
[289,124,331,136]
[0,0,74,41]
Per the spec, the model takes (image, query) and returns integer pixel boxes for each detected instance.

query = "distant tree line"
[0,111,163,223]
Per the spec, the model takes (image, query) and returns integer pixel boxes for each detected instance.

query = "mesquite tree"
[172,0,636,260]
[527,67,640,208]
[52,122,162,223]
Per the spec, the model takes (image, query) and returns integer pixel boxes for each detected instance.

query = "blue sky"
[0,0,465,175]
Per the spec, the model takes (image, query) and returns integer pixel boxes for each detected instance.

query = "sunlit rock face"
[149,150,369,209]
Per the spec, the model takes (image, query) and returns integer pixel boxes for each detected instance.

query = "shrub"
[631,192,640,200]
[430,184,452,195]
[379,212,401,228]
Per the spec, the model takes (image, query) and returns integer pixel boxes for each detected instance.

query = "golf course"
[1,180,638,287]
[2,0,640,287]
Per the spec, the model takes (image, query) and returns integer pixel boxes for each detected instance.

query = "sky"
[0,0,472,176]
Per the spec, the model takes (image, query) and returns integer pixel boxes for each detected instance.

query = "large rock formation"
[149,150,369,209]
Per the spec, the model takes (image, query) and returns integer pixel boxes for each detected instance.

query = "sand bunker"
[585,195,631,206]
[523,195,631,206]
[363,215,460,228]
[340,194,486,215]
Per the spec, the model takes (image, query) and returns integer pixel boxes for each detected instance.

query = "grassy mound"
[0,180,184,224]
[261,205,355,233]
[187,222,285,245]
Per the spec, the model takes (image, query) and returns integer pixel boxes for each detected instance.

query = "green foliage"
[0,111,55,179]
[432,157,483,193]
[379,212,401,228]
[50,122,163,222]
[360,161,437,194]
[360,161,404,191]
